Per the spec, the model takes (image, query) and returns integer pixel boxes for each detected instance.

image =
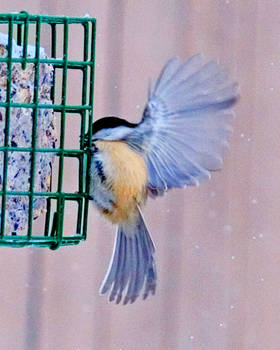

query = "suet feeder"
[0,11,96,249]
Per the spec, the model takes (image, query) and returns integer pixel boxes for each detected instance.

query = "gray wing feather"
[126,54,239,195]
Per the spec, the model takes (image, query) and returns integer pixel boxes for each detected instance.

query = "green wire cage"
[0,11,96,249]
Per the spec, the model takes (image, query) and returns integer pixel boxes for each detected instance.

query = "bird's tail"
[99,206,157,304]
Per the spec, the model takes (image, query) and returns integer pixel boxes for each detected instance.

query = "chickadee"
[89,54,238,305]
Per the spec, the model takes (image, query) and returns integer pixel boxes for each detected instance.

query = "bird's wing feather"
[126,54,238,196]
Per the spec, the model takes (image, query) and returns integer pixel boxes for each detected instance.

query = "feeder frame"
[0,11,96,249]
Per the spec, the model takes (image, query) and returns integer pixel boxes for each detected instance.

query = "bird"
[89,54,239,305]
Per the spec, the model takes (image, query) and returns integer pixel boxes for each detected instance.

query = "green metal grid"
[0,11,96,249]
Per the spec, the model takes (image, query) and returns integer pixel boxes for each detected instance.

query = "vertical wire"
[83,19,96,239]
[76,197,82,234]
[50,23,56,102]
[22,14,29,70]
[80,22,89,149]
[55,19,69,244]
[17,23,23,46]
[27,18,41,239]
[79,22,89,238]
[0,18,13,237]
[44,23,57,237]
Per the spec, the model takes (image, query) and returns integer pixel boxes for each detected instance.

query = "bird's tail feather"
[99,206,157,304]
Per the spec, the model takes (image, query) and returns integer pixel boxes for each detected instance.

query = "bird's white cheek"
[92,126,133,141]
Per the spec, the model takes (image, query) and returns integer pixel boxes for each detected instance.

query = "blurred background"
[0,0,279,349]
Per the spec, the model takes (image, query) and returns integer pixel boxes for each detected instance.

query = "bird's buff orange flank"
[95,140,147,224]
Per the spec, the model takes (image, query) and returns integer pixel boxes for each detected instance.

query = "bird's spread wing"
[126,54,239,196]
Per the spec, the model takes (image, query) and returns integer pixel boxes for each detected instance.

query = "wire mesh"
[0,11,96,249]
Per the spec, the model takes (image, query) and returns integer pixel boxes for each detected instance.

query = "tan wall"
[0,1,279,349]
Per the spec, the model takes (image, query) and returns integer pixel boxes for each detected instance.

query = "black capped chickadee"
[89,54,239,305]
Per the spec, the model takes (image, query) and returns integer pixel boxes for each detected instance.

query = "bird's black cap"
[92,116,137,135]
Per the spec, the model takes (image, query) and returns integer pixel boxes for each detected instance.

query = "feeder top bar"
[0,11,96,24]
